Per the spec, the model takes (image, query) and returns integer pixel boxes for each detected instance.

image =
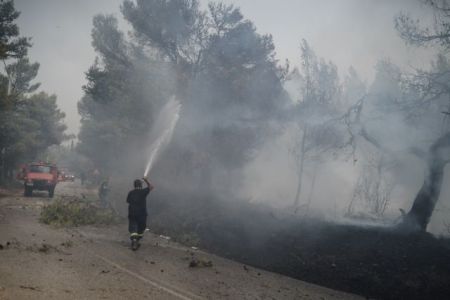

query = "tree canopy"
[78,0,288,193]
[0,0,66,182]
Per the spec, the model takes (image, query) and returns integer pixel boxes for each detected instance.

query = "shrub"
[40,198,120,227]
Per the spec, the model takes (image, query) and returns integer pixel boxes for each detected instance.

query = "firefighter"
[98,178,110,208]
[126,176,154,250]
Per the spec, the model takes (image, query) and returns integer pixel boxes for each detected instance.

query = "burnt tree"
[395,0,450,231]
[402,132,450,230]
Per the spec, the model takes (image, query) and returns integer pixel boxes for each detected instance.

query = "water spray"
[144,96,181,177]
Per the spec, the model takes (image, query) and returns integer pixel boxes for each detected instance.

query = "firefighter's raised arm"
[142,176,154,191]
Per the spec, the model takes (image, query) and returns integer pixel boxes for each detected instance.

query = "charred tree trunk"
[402,133,450,231]
[403,159,446,230]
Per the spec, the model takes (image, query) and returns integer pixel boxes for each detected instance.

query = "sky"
[14,0,435,135]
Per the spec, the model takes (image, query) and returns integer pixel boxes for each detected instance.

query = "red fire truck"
[18,162,60,198]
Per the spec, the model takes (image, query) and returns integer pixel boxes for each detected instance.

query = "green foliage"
[121,0,206,65]
[24,93,67,145]
[0,0,30,59]
[0,92,67,178]
[0,1,66,183]
[39,198,120,227]
[79,1,288,191]
[6,58,40,97]
[77,13,172,173]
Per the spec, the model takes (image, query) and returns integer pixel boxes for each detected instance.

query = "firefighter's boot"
[131,238,139,251]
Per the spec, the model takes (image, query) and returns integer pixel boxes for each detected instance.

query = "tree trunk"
[305,164,318,213]
[402,133,450,231]
[0,147,5,184]
[293,127,308,211]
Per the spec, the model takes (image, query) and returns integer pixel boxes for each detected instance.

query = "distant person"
[98,178,110,208]
[93,169,101,185]
[126,176,154,250]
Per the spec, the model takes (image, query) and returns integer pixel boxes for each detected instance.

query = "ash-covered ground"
[146,190,450,300]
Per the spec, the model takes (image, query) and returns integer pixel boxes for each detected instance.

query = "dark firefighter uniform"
[126,186,151,241]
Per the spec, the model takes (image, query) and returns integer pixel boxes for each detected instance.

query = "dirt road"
[0,182,361,299]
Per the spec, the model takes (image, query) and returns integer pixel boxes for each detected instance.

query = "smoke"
[22,0,446,236]
[238,122,355,217]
